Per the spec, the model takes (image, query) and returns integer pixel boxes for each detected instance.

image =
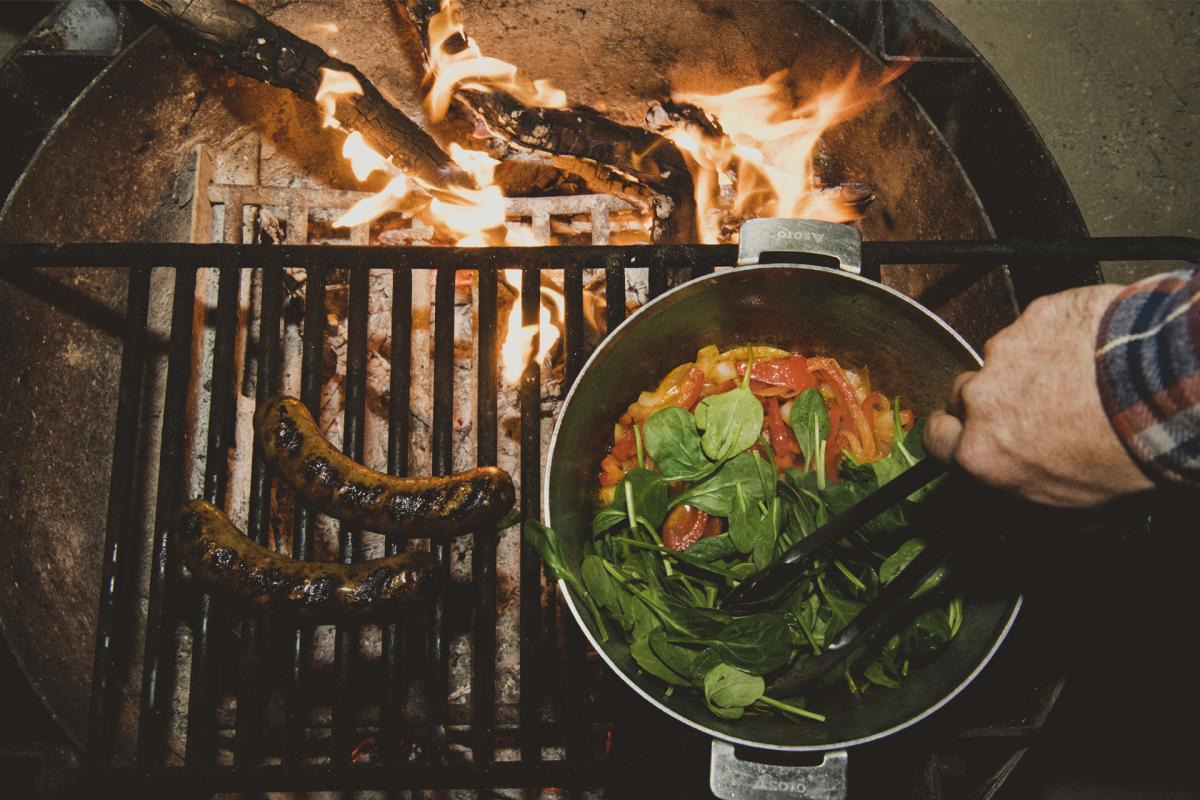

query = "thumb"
[923,410,964,465]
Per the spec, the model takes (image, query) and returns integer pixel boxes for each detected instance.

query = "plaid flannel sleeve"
[1095,267,1200,484]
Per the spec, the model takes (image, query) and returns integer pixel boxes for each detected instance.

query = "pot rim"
[543,262,1022,751]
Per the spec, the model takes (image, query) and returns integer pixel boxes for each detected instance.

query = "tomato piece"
[703,379,738,397]
[737,356,818,396]
[662,504,711,552]
[673,368,706,411]
[825,403,843,483]
[599,455,624,487]
[762,397,800,470]
[809,357,877,462]
[610,426,637,460]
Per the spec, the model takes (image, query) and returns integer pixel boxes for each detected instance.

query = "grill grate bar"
[382,268,414,761]
[85,265,152,765]
[234,264,283,765]
[430,266,457,756]
[518,265,544,763]
[137,268,198,767]
[284,266,326,764]
[604,265,625,336]
[473,267,500,767]
[333,265,371,763]
[185,266,243,765]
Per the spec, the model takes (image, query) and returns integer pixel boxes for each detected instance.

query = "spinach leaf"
[819,579,865,638]
[694,385,763,462]
[648,629,702,684]
[879,538,925,586]
[592,468,668,535]
[789,388,830,469]
[863,661,901,689]
[703,663,765,720]
[685,533,739,562]
[581,555,620,609]
[643,406,714,481]
[902,607,953,656]
[631,634,694,686]
[524,521,609,641]
[679,613,792,674]
[673,451,776,517]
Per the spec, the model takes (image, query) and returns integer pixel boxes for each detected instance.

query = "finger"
[923,410,964,465]
[946,371,978,418]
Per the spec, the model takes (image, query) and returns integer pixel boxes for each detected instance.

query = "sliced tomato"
[662,504,711,552]
[825,402,843,484]
[762,397,801,470]
[610,426,637,461]
[599,455,624,487]
[737,356,818,396]
[674,368,706,411]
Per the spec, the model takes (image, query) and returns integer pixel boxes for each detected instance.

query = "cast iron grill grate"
[1,236,1198,797]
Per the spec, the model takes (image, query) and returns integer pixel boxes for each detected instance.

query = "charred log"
[401,0,695,242]
[140,0,471,189]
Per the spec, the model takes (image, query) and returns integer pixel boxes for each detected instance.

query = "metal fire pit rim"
[542,262,1023,753]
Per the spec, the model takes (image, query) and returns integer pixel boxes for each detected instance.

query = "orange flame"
[424,0,567,123]
[315,67,363,129]
[666,64,903,242]
[499,266,561,384]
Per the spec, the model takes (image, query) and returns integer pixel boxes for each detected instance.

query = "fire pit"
[1,1,1195,797]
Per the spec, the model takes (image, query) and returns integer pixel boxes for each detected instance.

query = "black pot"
[543,219,1021,797]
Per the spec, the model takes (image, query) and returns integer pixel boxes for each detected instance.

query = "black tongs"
[720,458,966,692]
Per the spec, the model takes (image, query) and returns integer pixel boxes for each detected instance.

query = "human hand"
[923,285,1155,507]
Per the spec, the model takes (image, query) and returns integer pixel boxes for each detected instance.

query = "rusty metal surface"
[0,0,1009,755]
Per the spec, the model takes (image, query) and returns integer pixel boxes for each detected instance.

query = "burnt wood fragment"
[401,0,695,241]
[140,0,471,189]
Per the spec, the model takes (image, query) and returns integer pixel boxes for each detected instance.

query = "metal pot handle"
[710,740,849,800]
[736,218,862,275]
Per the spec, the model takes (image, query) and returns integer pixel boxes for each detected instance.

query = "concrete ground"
[934,0,1200,283]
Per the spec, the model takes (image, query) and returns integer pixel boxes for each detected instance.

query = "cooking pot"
[543,219,1022,798]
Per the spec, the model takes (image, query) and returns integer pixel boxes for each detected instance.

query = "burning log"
[402,0,695,242]
[139,0,471,189]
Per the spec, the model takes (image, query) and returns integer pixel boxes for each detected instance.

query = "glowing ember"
[424,0,567,123]
[665,64,905,242]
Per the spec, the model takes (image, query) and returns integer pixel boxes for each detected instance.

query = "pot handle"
[709,740,849,800]
[736,218,862,275]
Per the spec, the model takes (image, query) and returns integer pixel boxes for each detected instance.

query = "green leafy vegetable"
[703,663,765,719]
[789,388,830,470]
[643,406,714,481]
[592,468,668,535]
[694,380,763,462]
[673,451,776,517]
[524,521,608,642]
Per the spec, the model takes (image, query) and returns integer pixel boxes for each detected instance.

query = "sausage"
[174,499,437,620]
[255,395,516,536]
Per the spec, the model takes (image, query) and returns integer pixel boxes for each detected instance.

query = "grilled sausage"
[255,395,515,536]
[174,499,437,620]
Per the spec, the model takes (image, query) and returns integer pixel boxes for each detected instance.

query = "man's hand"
[923,285,1154,507]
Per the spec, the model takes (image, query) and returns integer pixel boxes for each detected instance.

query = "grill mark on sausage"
[173,500,436,621]
[256,395,515,536]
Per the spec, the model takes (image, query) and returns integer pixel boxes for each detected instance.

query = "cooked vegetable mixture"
[529,345,962,723]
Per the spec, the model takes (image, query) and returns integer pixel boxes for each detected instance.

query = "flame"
[342,131,393,180]
[666,64,903,242]
[499,265,561,384]
[315,67,363,129]
[424,0,566,123]
[335,175,410,227]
